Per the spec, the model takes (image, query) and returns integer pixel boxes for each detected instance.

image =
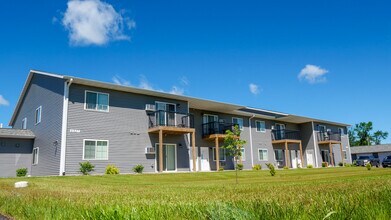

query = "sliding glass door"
[156,144,177,172]
[156,102,176,126]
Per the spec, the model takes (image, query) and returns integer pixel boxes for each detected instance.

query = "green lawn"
[1,167,391,219]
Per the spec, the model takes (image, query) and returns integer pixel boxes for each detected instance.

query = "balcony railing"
[317,131,341,142]
[202,121,236,137]
[148,110,194,129]
[272,129,301,141]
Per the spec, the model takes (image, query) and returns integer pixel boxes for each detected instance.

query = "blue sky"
[0,0,390,141]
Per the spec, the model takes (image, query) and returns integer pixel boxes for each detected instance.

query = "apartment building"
[0,70,351,177]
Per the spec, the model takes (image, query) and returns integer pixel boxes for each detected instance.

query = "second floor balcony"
[148,110,194,134]
[271,129,301,141]
[202,121,236,139]
[317,131,341,143]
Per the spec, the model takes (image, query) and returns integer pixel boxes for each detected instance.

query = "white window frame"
[213,147,226,161]
[154,143,178,172]
[32,147,39,165]
[155,101,177,126]
[318,125,326,132]
[240,148,246,161]
[82,139,109,160]
[84,90,110,112]
[232,117,244,130]
[203,114,218,123]
[35,106,42,125]
[256,120,266,132]
[343,150,348,160]
[22,117,27,129]
[258,148,268,161]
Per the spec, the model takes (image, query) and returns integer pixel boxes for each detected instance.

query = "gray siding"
[65,84,190,175]
[12,74,65,176]
[0,138,33,177]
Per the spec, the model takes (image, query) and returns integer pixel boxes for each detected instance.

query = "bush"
[322,162,328,168]
[366,163,372,171]
[338,162,344,167]
[283,166,289,170]
[105,164,120,175]
[79,161,95,175]
[266,163,276,176]
[132,164,144,174]
[307,164,313,168]
[16,168,28,177]
[252,164,262,170]
[236,163,243,170]
[218,167,224,172]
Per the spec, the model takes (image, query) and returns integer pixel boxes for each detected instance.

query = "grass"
[0,167,391,219]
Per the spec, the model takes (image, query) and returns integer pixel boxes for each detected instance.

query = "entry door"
[291,150,297,168]
[321,150,330,164]
[275,124,286,139]
[156,102,176,126]
[203,114,218,135]
[200,147,210,171]
[274,149,284,168]
[306,150,314,166]
[156,144,177,171]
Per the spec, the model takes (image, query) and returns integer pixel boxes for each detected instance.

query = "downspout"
[311,121,319,168]
[59,78,73,176]
[346,126,352,163]
[249,115,256,167]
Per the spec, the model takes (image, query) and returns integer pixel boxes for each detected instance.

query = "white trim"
[203,114,218,122]
[82,139,109,160]
[232,117,244,130]
[213,147,226,161]
[258,148,268,161]
[59,80,72,176]
[347,130,352,162]
[22,117,27,129]
[154,143,178,172]
[35,106,42,125]
[32,147,39,165]
[312,122,319,168]
[255,120,266,133]
[318,125,326,132]
[248,115,255,167]
[84,90,110,112]
[155,101,177,126]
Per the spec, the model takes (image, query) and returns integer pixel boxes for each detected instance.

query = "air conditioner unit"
[271,125,275,130]
[145,147,155,154]
[145,104,156,111]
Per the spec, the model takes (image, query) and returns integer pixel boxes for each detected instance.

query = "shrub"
[345,163,351,167]
[105,165,120,175]
[322,162,328,168]
[79,161,95,175]
[338,162,344,167]
[266,163,276,176]
[218,167,224,172]
[307,164,313,168]
[132,164,144,174]
[252,164,262,170]
[236,163,243,170]
[283,166,289,170]
[16,168,28,177]
[366,163,372,171]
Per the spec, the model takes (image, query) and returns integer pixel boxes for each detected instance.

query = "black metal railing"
[317,131,341,142]
[271,129,301,141]
[148,110,194,128]
[202,121,237,137]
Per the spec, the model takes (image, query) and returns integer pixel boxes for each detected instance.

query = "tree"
[223,125,247,184]
[349,121,388,146]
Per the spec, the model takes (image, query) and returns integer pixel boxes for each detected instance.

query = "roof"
[350,144,391,154]
[9,70,350,127]
[0,128,35,139]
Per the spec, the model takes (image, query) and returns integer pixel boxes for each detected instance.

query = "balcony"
[317,131,341,144]
[272,129,301,142]
[202,121,236,140]
[148,110,194,134]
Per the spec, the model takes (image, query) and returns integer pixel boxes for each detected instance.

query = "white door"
[306,150,314,167]
[200,147,210,171]
[291,150,297,168]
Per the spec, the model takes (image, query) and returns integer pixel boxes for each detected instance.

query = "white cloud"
[298,64,328,84]
[249,83,260,95]
[112,75,131,86]
[169,86,184,95]
[62,0,135,46]
[180,76,189,86]
[139,75,155,90]
[0,95,9,106]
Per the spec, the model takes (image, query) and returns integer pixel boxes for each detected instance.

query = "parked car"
[355,156,380,167]
[382,156,391,168]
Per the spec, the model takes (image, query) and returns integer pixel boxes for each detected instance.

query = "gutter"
[59,78,73,176]
[249,114,256,167]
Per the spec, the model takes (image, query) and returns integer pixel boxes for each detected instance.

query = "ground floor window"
[258,149,268,161]
[240,148,246,161]
[83,140,108,160]
[343,150,348,160]
[213,147,226,161]
[32,147,39,165]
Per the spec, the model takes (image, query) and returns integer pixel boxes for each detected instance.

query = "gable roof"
[0,128,35,139]
[9,70,350,127]
[350,144,391,154]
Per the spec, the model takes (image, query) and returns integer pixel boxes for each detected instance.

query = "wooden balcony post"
[329,142,334,166]
[159,129,163,172]
[215,137,220,171]
[285,141,290,168]
[340,143,344,166]
[192,131,197,172]
[299,141,304,168]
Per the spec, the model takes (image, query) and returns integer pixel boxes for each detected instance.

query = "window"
[83,140,109,160]
[338,128,345,136]
[85,91,109,112]
[232,117,244,130]
[318,125,326,132]
[256,121,266,132]
[240,148,246,161]
[22,117,27,129]
[258,149,268,161]
[35,106,42,125]
[32,148,39,165]
[274,149,283,161]
[213,147,226,161]
[343,150,348,160]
